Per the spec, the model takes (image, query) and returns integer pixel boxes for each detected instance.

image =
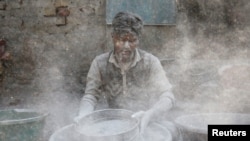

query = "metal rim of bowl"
[0,108,49,125]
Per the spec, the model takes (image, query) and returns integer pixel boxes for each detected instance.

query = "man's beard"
[115,49,135,63]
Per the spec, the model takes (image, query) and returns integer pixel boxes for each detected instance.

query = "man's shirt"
[82,49,174,111]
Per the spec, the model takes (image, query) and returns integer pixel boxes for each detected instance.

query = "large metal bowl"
[0,109,48,141]
[50,122,173,141]
[74,109,139,141]
[174,113,250,141]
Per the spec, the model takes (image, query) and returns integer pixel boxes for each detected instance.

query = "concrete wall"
[0,0,249,140]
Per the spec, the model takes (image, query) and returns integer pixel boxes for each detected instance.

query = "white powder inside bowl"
[79,119,134,136]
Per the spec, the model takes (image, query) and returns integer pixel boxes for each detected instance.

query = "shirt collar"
[109,48,141,68]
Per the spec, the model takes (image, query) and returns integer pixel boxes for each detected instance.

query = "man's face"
[112,32,139,63]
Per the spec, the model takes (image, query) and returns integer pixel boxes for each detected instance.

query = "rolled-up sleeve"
[148,56,175,106]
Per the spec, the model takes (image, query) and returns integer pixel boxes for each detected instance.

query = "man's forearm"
[137,96,173,132]
[147,95,174,117]
[78,94,97,117]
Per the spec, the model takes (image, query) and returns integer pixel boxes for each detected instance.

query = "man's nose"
[124,41,129,48]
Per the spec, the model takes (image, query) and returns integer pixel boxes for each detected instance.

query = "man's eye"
[121,39,129,42]
[129,39,137,42]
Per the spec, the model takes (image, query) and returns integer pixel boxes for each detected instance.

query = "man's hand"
[74,109,94,123]
[132,110,154,135]
[73,115,84,123]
